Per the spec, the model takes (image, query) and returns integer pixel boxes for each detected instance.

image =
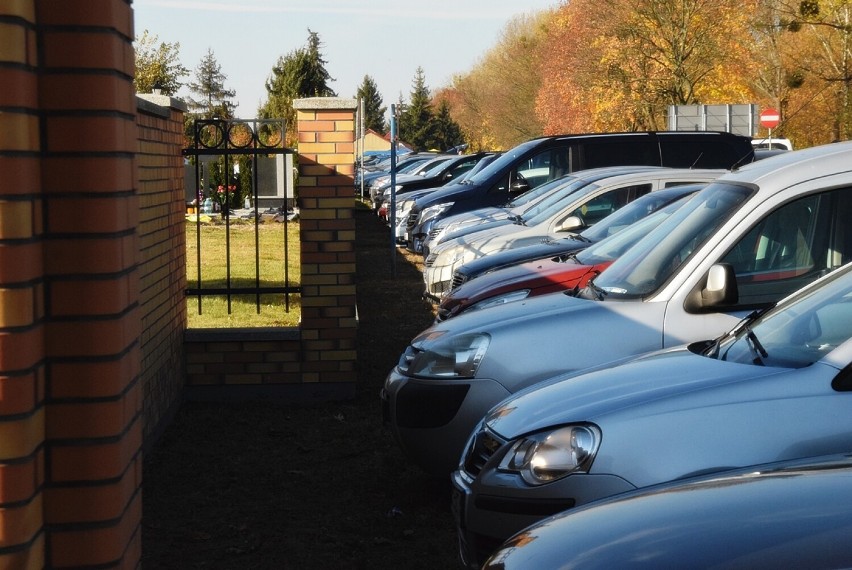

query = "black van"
[405,131,754,252]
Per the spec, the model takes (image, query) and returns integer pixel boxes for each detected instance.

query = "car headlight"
[397,332,490,378]
[420,202,455,224]
[499,425,600,485]
[468,290,530,313]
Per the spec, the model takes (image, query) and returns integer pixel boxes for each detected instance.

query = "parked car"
[482,453,852,569]
[453,259,852,566]
[446,184,705,290]
[436,192,694,320]
[422,165,668,259]
[422,167,725,300]
[404,131,755,253]
[381,141,852,478]
[369,154,454,206]
[373,152,495,211]
[359,152,433,193]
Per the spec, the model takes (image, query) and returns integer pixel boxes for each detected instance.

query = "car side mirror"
[557,216,584,232]
[684,263,739,313]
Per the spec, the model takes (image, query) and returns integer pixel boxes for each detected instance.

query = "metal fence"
[182,118,300,314]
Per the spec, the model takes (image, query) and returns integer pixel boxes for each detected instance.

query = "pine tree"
[186,48,236,119]
[399,67,437,150]
[356,75,387,134]
[260,30,336,144]
[432,100,465,151]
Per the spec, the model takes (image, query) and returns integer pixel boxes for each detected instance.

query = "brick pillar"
[293,98,358,393]
[37,1,141,567]
[0,2,47,568]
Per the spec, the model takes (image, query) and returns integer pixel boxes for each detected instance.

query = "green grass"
[185,218,301,328]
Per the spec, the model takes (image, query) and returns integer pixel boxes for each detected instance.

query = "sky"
[133,0,558,118]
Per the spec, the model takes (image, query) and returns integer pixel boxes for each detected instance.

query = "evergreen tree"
[356,75,387,134]
[399,67,437,150]
[260,29,336,144]
[186,48,236,119]
[432,99,465,151]
[133,30,188,95]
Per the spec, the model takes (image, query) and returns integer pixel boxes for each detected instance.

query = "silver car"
[453,261,852,567]
[382,141,852,477]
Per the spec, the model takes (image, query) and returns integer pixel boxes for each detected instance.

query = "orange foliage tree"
[536,0,758,133]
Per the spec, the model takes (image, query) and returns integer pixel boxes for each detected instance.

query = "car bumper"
[451,465,637,567]
[382,369,511,478]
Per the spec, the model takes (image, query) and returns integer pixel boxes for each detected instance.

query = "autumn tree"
[448,12,550,149]
[780,0,852,142]
[186,48,236,119]
[537,0,756,133]
[356,75,387,134]
[133,30,188,95]
[260,29,336,144]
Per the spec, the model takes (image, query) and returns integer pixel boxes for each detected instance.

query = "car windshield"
[590,183,753,298]
[575,198,688,266]
[465,139,542,185]
[714,265,852,368]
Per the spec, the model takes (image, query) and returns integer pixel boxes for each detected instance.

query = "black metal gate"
[182,118,300,314]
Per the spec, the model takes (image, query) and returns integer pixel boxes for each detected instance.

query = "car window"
[660,140,739,168]
[561,184,651,228]
[578,140,658,169]
[720,188,852,306]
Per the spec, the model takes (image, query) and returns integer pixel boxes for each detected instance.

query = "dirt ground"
[141,205,463,569]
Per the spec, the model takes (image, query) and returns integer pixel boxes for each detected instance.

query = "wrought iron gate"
[182,118,300,314]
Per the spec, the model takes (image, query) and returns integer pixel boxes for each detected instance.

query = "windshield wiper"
[584,278,608,301]
[568,233,591,243]
[745,327,769,366]
[706,309,770,361]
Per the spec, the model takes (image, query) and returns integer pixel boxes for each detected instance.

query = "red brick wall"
[0,1,142,567]
[136,95,187,443]
[0,2,359,565]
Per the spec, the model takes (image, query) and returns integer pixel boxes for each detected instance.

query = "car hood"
[455,237,592,278]
[418,290,594,341]
[450,258,598,300]
[485,347,787,439]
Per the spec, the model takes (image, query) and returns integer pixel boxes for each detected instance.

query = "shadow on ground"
[142,205,461,569]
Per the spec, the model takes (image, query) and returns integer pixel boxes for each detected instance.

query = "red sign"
[760,108,780,129]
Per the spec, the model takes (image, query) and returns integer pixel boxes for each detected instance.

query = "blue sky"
[133,0,558,117]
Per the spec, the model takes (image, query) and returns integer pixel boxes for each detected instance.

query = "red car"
[436,197,686,321]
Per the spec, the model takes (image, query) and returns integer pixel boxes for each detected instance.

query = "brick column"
[36,1,141,567]
[293,98,358,393]
[0,2,47,567]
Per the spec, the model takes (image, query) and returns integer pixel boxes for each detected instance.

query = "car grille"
[424,252,439,267]
[428,228,442,241]
[462,428,505,478]
[429,279,452,297]
[406,210,418,231]
[450,272,467,290]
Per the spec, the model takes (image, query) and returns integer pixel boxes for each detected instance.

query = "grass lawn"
[185,218,301,328]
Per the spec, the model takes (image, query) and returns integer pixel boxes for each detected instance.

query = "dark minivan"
[404,131,754,252]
